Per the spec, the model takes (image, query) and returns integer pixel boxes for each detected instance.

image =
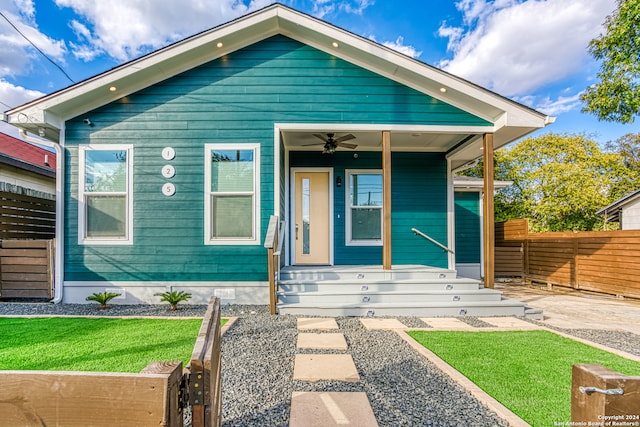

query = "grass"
[407,330,640,426]
[0,317,203,372]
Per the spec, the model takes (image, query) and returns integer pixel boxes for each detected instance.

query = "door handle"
[296,224,299,240]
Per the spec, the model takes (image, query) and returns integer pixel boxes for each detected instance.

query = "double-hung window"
[346,169,383,246]
[78,145,133,244]
[204,144,260,244]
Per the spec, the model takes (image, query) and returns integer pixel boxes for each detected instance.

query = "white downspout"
[19,129,65,304]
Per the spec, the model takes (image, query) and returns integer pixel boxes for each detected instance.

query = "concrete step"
[277,299,526,317]
[278,289,503,304]
[279,265,457,281]
[278,278,482,293]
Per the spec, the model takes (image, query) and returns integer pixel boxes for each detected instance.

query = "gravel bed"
[220,308,509,427]
[3,302,640,426]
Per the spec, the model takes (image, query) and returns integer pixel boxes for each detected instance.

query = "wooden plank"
[572,364,640,423]
[1,273,49,282]
[1,257,49,266]
[382,130,392,270]
[0,363,183,427]
[0,191,55,206]
[0,249,48,258]
[0,240,50,249]
[483,133,495,289]
[0,264,48,273]
[0,289,50,298]
[189,297,221,427]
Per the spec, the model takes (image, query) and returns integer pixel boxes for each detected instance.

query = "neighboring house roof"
[453,175,512,191]
[3,4,553,169]
[0,132,56,178]
[596,189,640,222]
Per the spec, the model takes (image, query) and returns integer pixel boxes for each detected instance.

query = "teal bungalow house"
[4,4,553,316]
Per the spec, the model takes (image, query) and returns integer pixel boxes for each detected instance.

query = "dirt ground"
[497,282,640,334]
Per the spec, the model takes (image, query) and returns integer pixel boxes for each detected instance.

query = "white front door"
[292,169,331,265]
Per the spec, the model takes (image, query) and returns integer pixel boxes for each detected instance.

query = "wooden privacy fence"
[572,364,640,423]
[0,239,54,299]
[0,189,55,240]
[0,296,223,427]
[495,219,640,299]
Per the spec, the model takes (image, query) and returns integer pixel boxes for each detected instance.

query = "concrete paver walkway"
[290,318,379,426]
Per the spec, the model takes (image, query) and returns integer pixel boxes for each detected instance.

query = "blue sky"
[1,0,637,144]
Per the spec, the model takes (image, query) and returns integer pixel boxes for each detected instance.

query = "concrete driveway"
[498,283,640,334]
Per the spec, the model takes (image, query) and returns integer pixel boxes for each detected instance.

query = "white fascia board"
[275,122,495,134]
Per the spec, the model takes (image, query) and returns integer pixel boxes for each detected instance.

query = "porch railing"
[411,227,454,254]
[264,215,285,315]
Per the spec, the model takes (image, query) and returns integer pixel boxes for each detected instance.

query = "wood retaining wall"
[495,219,640,299]
[0,239,54,299]
[0,297,222,427]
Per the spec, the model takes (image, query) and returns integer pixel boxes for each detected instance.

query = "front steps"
[277,265,529,317]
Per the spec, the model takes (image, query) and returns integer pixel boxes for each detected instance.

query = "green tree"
[581,0,640,123]
[462,133,640,231]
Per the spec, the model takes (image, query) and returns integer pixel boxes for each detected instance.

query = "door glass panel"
[302,178,310,254]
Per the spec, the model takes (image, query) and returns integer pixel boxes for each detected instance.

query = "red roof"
[0,132,56,173]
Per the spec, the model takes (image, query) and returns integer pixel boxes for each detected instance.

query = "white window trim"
[345,169,383,247]
[78,144,134,245]
[204,143,260,245]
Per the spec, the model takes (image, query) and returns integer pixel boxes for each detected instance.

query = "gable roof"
[0,132,56,177]
[3,3,553,166]
[596,189,640,222]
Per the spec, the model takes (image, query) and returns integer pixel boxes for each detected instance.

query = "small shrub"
[155,290,192,311]
[86,291,121,310]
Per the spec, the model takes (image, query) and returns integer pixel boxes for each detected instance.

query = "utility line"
[0,11,75,84]
[0,100,13,109]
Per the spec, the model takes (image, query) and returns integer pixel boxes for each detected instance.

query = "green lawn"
[0,317,203,372]
[407,330,640,426]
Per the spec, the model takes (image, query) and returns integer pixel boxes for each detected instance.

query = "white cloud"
[0,78,45,138]
[0,0,68,76]
[380,36,422,59]
[311,0,374,19]
[438,0,616,96]
[528,93,583,116]
[55,0,277,62]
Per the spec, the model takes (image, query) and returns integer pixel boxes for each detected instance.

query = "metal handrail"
[411,227,454,254]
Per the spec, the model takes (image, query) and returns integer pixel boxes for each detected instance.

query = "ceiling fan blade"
[301,142,325,146]
[313,133,329,143]
[334,134,356,143]
[336,142,358,149]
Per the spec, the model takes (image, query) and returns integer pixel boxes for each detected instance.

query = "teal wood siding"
[64,35,487,282]
[289,152,448,267]
[391,153,448,267]
[454,192,481,263]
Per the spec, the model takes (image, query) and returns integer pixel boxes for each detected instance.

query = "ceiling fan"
[303,133,358,154]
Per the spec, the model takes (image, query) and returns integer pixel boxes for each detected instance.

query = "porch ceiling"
[282,130,481,153]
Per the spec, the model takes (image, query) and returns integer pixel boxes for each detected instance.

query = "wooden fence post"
[189,296,222,427]
[572,364,640,423]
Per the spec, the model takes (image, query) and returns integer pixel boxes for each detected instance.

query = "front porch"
[275,264,531,317]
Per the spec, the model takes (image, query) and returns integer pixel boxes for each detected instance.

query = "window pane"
[211,149,254,192]
[351,208,381,240]
[85,150,127,192]
[211,195,253,238]
[350,174,382,207]
[86,196,126,237]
